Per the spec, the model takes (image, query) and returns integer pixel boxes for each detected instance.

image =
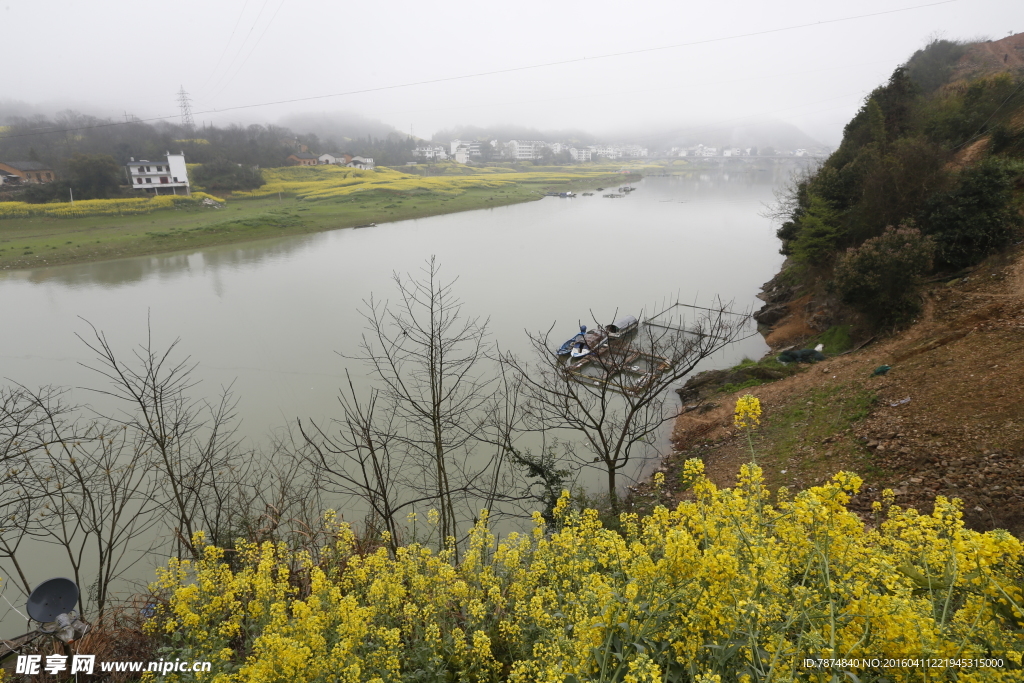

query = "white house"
[621,145,648,158]
[590,145,620,159]
[508,140,547,160]
[450,140,482,157]
[126,152,190,195]
[319,153,345,165]
[346,156,374,169]
[414,145,449,161]
[569,147,592,162]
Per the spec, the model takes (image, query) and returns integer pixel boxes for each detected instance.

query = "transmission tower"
[177,86,195,131]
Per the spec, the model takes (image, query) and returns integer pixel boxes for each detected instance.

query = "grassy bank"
[0,167,636,270]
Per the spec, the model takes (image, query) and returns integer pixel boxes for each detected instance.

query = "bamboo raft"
[564,339,671,396]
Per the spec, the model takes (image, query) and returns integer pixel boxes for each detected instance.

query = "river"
[0,169,791,623]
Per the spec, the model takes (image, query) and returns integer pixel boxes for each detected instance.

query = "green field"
[0,168,638,270]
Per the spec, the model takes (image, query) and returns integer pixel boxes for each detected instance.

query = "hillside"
[656,34,1024,538]
[661,244,1024,537]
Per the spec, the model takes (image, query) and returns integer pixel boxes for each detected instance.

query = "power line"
[207,0,288,103]
[205,0,272,97]
[200,0,252,91]
[370,58,895,122]
[951,75,1024,151]
[0,0,958,142]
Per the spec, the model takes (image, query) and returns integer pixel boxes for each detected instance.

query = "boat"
[596,187,604,191]
[582,192,594,196]
[556,325,588,356]
[354,223,376,229]
[555,325,607,356]
[603,193,624,198]
[605,315,638,338]
[545,191,576,198]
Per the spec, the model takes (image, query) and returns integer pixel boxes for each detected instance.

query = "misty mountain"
[634,120,825,152]
[430,125,600,145]
[276,112,405,146]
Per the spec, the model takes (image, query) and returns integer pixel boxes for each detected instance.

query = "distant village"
[410,140,829,163]
[0,137,827,193]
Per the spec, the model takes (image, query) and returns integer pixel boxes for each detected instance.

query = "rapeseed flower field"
[233,165,639,202]
[149,461,1023,682]
[0,193,223,219]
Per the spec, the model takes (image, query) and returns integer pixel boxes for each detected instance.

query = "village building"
[413,145,448,161]
[507,140,546,161]
[126,153,190,195]
[287,152,319,166]
[318,153,346,165]
[346,156,374,170]
[589,145,620,159]
[569,147,592,162]
[449,140,482,157]
[0,161,55,184]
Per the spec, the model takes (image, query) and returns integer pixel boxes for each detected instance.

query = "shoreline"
[0,172,637,272]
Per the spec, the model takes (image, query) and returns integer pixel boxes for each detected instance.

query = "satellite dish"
[26,578,79,623]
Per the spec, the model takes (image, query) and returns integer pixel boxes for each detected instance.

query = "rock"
[753,303,788,326]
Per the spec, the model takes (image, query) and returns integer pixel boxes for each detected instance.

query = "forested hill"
[762,33,1024,336]
[0,109,418,172]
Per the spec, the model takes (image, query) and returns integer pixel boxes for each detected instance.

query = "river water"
[2,171,787,436]
[0,169,791,622]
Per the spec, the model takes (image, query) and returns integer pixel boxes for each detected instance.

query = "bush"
[834,225,935,327]
[191,159,265,192]
[17,179,73,204]
[67,153,123,199]
[789,194,843,264]
[921,158,1024,268]
[148,463,1024,681]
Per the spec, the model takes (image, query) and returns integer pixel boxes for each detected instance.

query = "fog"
[1,0,1022,145]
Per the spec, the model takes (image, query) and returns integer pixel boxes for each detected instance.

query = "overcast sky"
[1,0,1021,145]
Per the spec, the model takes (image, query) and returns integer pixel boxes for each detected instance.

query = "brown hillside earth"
[948,136,991,170]
[647,246,1024,538]
[954,32,1024,78]
[762,294,820,348]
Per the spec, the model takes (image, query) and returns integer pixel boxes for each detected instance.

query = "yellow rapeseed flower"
[733,394,762,430]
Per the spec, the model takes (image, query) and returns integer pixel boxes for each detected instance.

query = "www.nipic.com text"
[15,655,212,675]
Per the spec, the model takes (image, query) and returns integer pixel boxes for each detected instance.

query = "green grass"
[811,325,854,354]
[752,384,882,488]
[0,171,628,270]
[715,357,803,394]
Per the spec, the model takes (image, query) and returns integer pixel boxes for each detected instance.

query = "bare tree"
[301,258,525,556]
[75,321,262,558]
[0,385,160,621]
[0,386,61,600]
[504,301,750,508]
[300,374,433,556]
[0,323,325,627]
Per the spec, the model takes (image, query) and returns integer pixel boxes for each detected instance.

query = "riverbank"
[0,169,636,271]
[646,245,1024,538]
